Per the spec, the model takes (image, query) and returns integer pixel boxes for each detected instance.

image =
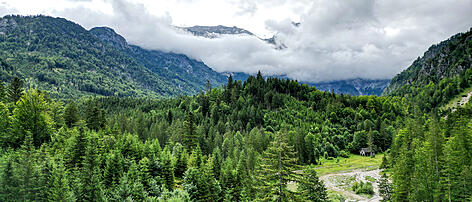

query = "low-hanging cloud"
[3,0,472,83]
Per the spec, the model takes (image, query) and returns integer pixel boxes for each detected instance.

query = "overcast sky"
[1,0,472,82]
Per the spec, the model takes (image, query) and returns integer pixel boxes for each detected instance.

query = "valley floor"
[320,169,382,202]
[316,155,384,202]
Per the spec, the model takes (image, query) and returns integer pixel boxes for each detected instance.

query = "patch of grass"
[327,190,346,202]
[287,182,298,192]
[365,175,376,182]
[315,154,384,175]
[443,86,472,110]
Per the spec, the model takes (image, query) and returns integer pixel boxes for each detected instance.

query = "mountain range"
[8,15,464,98]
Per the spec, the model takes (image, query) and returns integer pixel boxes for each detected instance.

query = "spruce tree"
[0,103,11,147]
[172,143,188,178]
[183,111,198,150]
[379,173,392,202]
[256,131,301,201]
[0,156,19,201]
[160,146,175,190]
[84,99,106,131]
[64,101,79,128]
[298,165,328,201]
[0,80,6,102]
[8,76,23,103]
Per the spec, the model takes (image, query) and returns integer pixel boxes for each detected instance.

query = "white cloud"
[1,0,471,82]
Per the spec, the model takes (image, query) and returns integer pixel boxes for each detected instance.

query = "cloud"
[3,0,472,83]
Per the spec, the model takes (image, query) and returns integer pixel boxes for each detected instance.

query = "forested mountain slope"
[383,28,472,111]
[381,28,472,201]
[0,15,191,98]
[0,15,228,99]
[90,27,227,94]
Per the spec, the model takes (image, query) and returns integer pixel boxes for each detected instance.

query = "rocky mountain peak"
[90,27,128,49]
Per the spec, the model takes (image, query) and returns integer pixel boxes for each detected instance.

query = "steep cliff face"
[383,29,472,95]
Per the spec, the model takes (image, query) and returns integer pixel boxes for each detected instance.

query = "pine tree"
[183,158,222,201]
[442,120,472,201]
[77,133,105,202]
[211,147,223,180]
[298,165,328,201]
[256,131,301,201]
[103,150,124,188]
[8,76,24,103]
[64,127,87,168]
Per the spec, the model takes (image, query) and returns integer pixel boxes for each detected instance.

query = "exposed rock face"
[0,17,17,34]
[383,29,472,95]
[89,27,127,49]
[181,25,254,38]
[313,79,390,96]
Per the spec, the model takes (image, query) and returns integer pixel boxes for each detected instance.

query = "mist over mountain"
[0,15,228,98]
[1,1,472,202]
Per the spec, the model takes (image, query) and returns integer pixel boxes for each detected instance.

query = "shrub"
[352,181,374,195]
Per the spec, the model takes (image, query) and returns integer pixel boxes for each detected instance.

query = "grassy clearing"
[287,182,298,192]
[327,190,346,202]
[315,154,384,175]
[365,175,376,182]
[443,86,472,110]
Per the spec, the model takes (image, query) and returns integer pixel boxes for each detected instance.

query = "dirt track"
[320,169,382,202]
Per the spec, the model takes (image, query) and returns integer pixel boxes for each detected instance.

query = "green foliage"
[297,165,328,201]
[8,76,24,103]
[1,69,470,201]
[64,101,79,128]
[256,131,301,201]
[0,15,227,99]
[379,174,392,202]
[12,89,52,148]
[352,181,374,195]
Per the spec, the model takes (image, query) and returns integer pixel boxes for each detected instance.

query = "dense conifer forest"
[0,15,471,202]
[1,68,471,201]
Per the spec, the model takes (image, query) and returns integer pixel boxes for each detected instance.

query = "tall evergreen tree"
[0,103,11,147]
[379,173,393,202]
[0,156,19,201]
[297,165,328,201]
[64,101,79,128]
[0,80,6,102]
[8,76,24,103]
[183,111,198,150]
[173,143,188,178]
[256,131,301,201]
[160,146,175,190]
[84,99,106,131]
